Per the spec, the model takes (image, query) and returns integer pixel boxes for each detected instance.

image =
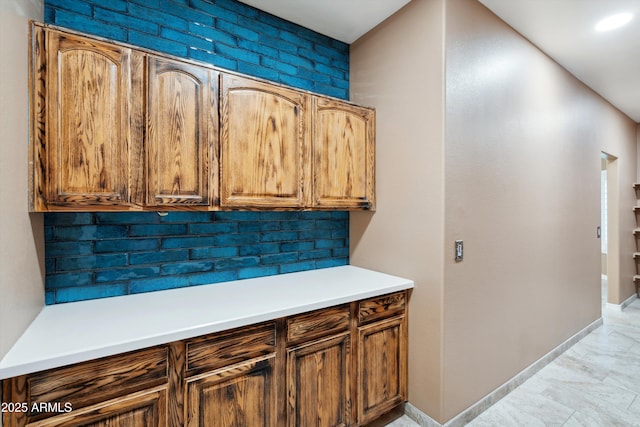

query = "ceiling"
[237,0,411,44]
[239,0,640,123]
[478,0,640,122]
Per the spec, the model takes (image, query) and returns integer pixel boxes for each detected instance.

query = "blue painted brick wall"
[44,0,349,99]
[43,0,351,304]
[45,212,349,304]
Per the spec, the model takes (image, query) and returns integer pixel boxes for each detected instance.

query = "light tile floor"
[385,415,422,426]
[387,279,640,426]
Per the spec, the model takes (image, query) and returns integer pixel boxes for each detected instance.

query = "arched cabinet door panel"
[146,56,218,208]
[42,29,142,210]
[220,74,311,209]
[312,98,375,210]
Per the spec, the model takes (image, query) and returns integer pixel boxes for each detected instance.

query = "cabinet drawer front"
[358,292,406,325]
[24,387,168,427]
[286,305,350,344]
[26,346,168,419]
[185,322,276,376]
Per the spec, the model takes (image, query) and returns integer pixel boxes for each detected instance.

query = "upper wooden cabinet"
[32,27,143,210]
[30,23,375,212]
[312,98,375,210]
[146,56,218,208]
[220,74,311,209]
[31,24,218,212]
[220,74,376,211]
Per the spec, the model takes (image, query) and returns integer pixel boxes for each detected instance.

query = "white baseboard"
[606,293,637,311]
[404,317,603,427]
[404,403,441,427]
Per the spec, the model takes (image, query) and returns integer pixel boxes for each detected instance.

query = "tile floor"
[385,415,423,426]
[387,278,640,426]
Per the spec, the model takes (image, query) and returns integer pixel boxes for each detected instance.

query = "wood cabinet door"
[185,355,276,427]
[22,388,168,427]
[220,74,311,208]
[312,98,375,210]
[146,56,218,208]
[357,316,406,425]
[286,333,351,427]
[43,30,140,209]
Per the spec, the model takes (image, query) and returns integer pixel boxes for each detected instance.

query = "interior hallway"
[388,277,640,426]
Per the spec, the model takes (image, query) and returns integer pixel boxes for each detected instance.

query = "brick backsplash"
[44,0,349,99]
[45,212,349,304]
[43,0,351,304]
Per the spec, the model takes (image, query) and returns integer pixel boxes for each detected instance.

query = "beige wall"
[350,0,447,419]
[351,0,637,423]
[0,0,45,363]
[443,0,635,419]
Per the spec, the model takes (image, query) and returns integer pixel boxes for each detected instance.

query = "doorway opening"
[601,152,619,308]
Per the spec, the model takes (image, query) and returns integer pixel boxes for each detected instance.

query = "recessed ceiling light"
[595,13,633,32]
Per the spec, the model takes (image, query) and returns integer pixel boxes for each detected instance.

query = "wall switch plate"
[455,240,463,262]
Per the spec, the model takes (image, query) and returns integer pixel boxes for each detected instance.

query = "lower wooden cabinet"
[357,317,406,425]
[286,333,351,427]
[355,292,407,425]
[183,322,277,427]
[186,355,276,427]
[23,388,169,427]
[2,291,408,427]
[1,345,170,427]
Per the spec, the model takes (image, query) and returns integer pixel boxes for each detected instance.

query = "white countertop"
[0,266,413,380]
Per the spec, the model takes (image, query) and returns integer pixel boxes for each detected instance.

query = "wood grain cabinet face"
[146,56,218,208]
[312,98,375,210]
[357,317,406,425]
[286,333,352,427]
[356,292,407,425]
[1,346,170,427]
[32,24,376,212]
[286,305,350,345]
[38,28,142,210]
[23,388,168,427]
[283,305,353,426]
[184,323,277,427]
[31,25,221,212]
[185,355,276,427]
[220,74,312,209]
[2,292,407,427]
